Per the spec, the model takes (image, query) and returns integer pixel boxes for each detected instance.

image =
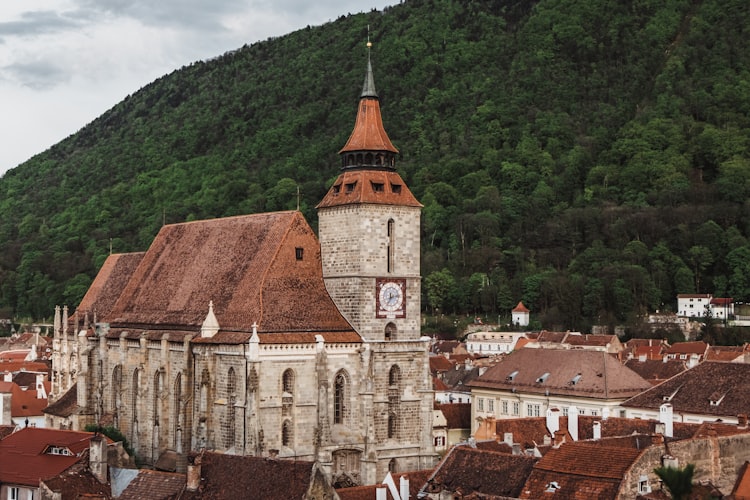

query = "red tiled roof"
[706,345,745,362]
[91,212,357,343]
[317,169,421,209]
[436,403,471,429]
[339,95,398,154]
[710,297,733,305]
[624,359,687,384]
[513,301,529,313]
[665,341,709,355]
[40,460,111,500]
[731,460,750,499]
[75,252,145,322]
[0,380,48,417]
[519,442,642,499]
[337,470,433,500]
[0,350,30,362]
[469,349,652,399]
[565,334,618,347]
[433,377,449,391]
[423,445,536,498]
[430,356,455,373]
[181,451,326,499]
[43,384,79,418]
[0,427,100,486]
[622,361,750,417]
[119,469,186,499]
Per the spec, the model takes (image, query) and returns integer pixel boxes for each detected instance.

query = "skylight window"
[536,372,550,383]
[569,374,582,385]
[507,370,519,381]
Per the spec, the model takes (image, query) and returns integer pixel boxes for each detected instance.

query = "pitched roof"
[0,379,48,417]
[75,252,145,321]
[43,384,80,417]
[519,442,642,499]
[622,361,750,418]
[429,355,455,373]
[0,427,99,486]
[336,470,433,500]
[40,460,111,500]
[513,301,530,313]
[118,469,185,499]
[436,403,472,429]
[89,212,357,342]
[624,359,688,385]
[665,341,709,355]
[468,349,652,399]
[181,452,326,500]
[422,445,536,498]
[316,169,421,209]
[705,345,746,362]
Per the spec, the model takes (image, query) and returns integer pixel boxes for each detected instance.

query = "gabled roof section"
[622,361,750,417]
[102,211,357,339]
[468,349,651,399]
[422,445,536,498]
[75,252,145,320]
[0,427,99,486]
[316,169,421,209]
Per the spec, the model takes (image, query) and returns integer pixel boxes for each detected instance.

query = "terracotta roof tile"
[622,361,750,418]
[430,355,455,373]
[337,470,433,500]
[422,445,536,498]
[665,341,709,355]
[317,170,421,209]
[0,427,100,486]
[89,212,357,343]
[40,461,111,500]
[624,359,687,384]
[118,469,185,499]
[75,252,145,321]
[339,95,398,154]
[181,451,325,500]
[0,379,48,417]
[468,349,651,399]
[43,384,79,418]
[436,403,472,429]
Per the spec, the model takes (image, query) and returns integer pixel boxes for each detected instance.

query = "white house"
[465,331,527,355]
[511,301,530,327]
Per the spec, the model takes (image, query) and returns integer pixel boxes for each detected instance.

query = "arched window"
[111,365,122,411]
[173,372,182,449]
[153,369,164,424]
[388,412,397,439]
[282,369,294,395]
[388,458,397,473]
[387,219,395,273]
[385,322,397,341]
[199,369,210,415]
[282,420,293,447]
[334,370,349,425]
[226,367,236,449]
[388,365,401,387]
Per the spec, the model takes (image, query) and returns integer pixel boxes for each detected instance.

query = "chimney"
[662,455,679,469]
[36,373,46,399]
[688,354,700,369]
[568,406,579,441]
[553,430,566,448]
[186,455,202,492]
[400,475,410,500]
[546,407,560,436]
[592,421,601,440]
[602,407,609,420]
[376,486,387,500]
[503,432,513,447]
[89,435,108,484]
[739,414,748,429]
[659,404,674,438]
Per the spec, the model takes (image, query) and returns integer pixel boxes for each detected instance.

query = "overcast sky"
[0,1,395,177]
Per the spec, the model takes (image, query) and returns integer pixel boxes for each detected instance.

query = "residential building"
[465,330,526,355]
[45,52,435,486]
[0,371,50,427]
[622,361,750,424]
[468,349,652,432]
[511,301,530,327]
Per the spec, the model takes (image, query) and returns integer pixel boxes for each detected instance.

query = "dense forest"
[1,0,749,334]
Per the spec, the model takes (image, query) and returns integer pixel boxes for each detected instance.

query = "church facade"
[45,54,436,486]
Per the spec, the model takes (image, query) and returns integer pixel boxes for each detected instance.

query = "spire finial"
[361,25,377,98]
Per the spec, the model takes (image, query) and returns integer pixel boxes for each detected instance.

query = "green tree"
[654,463,694,500]
[425,268,456,314]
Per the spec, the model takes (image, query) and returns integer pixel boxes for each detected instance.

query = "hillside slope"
[1,0,749,332]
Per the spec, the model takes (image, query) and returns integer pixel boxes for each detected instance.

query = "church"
[45,51,436,486]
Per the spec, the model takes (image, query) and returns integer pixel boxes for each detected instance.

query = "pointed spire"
[201,301,220,338]
[339,33,398,169]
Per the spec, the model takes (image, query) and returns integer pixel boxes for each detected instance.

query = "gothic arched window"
[387,219,395,273]
[334,370,349,425]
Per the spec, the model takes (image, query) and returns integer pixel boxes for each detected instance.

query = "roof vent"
[709,391,727,406]
[545,481,561,493]
[507,370,519,381]
[569,374,582,386]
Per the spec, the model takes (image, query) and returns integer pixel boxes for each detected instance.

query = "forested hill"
[1,0,749,333]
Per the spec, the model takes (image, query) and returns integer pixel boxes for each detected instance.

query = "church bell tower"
[317,46,422,342]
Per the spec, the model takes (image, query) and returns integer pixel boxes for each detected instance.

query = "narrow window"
[388,413,397,438]
[334,371,347,424]
[282,369,294,395]
[295,247,304,260]
[282,420,293,447]
[371,182,385,192]
[387,219,395,273]
[345,182,357,193]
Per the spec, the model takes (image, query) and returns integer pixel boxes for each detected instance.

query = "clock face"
[376,278,406,318]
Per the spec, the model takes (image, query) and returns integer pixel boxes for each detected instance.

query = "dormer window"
[569,374,582,385]
[332,184,341,194]
[709,391,726,406]
[545,481,561,493]
[45,445,73,456]
[536,372,550,383]
[345,182,357,193]
[371,182,384,192]
[391,183,402,194]
[507,370,518,381]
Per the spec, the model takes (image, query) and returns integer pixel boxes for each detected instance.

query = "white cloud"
[0,1,394,176]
